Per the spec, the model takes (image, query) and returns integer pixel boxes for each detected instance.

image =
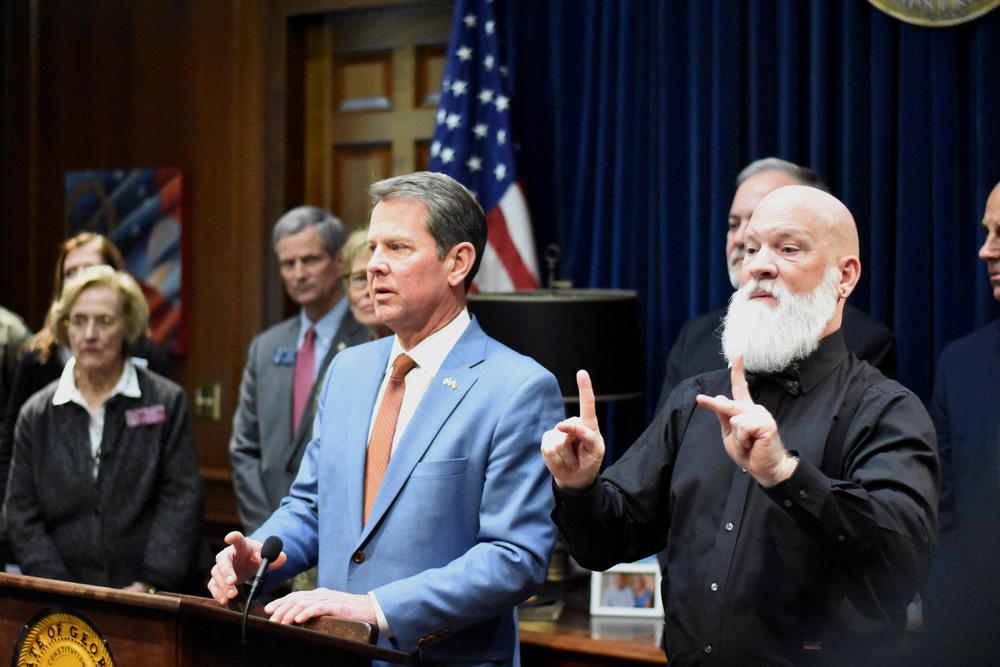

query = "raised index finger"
[576,369,598,431]
[730,354,752,403]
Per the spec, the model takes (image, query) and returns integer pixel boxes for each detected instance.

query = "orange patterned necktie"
[363,353,417,524]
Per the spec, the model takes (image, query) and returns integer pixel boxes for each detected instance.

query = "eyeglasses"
[68,314,119,331]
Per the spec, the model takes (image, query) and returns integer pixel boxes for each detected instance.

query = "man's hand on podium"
[208,531,375,627]
[265,589,377,625]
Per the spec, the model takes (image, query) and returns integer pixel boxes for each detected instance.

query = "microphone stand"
[239,536,283,649]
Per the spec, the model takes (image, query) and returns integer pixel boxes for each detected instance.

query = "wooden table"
[519,580,667,666]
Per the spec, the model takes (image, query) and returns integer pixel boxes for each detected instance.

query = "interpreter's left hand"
[695,355,798,488]
[264,588,376,625]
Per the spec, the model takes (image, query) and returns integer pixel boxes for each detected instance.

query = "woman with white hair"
[5,265,204,593]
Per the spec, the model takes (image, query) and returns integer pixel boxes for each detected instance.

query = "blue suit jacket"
[253,317,564,664]
[923,319,1000,663]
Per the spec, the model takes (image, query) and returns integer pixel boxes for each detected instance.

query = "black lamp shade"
[468,289,642,402]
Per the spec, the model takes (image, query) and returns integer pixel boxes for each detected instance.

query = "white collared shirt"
[52,357,142,478]
[367,308,471,454]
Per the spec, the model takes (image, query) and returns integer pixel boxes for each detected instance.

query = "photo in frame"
[590,559,663,618]
[64,168,188,354]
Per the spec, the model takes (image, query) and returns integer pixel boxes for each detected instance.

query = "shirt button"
[351,550,366,564]
[837,534,846,542]
[725,522,734,532]
[710,582,718,591]
[783,499,792,508]
[798,489,809,499]
[704,645,713,654]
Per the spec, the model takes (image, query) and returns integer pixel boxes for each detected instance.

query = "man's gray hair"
[736,157,830,194]
[368,172,487,292]
[272,206,347,257]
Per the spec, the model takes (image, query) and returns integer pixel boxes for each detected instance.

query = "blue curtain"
[501,0,1000,420]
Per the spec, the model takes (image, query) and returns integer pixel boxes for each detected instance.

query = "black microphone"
[241,535,283,648]
[248,535,283,602]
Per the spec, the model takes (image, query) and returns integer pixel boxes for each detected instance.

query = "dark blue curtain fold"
[501,0,1000,422]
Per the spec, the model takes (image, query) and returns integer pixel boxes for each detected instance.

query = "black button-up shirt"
[554,330,938,665]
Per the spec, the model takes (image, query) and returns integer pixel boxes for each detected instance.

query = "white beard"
[727,249,744,289]
[721,268,842,373]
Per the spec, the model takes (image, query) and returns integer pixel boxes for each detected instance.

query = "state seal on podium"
[12,608,115,667]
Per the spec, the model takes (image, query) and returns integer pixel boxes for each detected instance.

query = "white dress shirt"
[52,357,141,478]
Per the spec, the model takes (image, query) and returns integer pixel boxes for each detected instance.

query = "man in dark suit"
[656,158,897,410]
[922,180,1000,663]
[230,206,369,534]
[210,172,563,665]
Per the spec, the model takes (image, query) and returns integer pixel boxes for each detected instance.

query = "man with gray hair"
[210,172,563,666]
[230,206,369,534]
[656,157,897,409]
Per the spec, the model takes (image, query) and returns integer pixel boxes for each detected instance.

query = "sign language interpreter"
[541,185,938,664]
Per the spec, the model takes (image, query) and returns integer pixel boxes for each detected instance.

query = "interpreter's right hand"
[540,370,605,489]
[207,531,286,604]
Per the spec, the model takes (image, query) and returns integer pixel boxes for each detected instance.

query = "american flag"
[429,0,540,292]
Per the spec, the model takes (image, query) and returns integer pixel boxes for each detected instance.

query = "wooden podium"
[0,572,408,665]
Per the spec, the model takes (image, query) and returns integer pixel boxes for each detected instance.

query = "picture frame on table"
[590,559,663,618]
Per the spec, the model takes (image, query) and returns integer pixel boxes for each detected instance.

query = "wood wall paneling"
[332,144,393,230]
[334,51,394,112]
[414,44,446,109]
[415,139,431,173]
[2,0,269,542]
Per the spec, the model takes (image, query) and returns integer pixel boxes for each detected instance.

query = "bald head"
[740,185,861,337]
[754,185,859,257]
[726,161,830,288]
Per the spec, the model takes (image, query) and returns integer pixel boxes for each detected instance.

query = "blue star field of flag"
[429,0,516,211]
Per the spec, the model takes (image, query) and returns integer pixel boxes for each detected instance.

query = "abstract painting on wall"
[65,167,188,354]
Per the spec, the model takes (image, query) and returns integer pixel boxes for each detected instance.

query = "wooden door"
[301,2,453,231]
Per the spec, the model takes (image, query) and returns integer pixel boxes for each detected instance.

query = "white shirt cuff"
[369,591,393,639]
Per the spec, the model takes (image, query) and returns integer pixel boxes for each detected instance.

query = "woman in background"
[0,232,169,508]
[5,266,203,592]
[342,227,391,340]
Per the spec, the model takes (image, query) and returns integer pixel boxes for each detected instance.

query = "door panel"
[302,2,452,230]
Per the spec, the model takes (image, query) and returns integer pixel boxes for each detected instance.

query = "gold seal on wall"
[12,608,116,667]
[868,0,1000,27]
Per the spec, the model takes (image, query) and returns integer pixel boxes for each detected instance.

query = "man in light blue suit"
[922,180,1000,664]
[209,172,564,665]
